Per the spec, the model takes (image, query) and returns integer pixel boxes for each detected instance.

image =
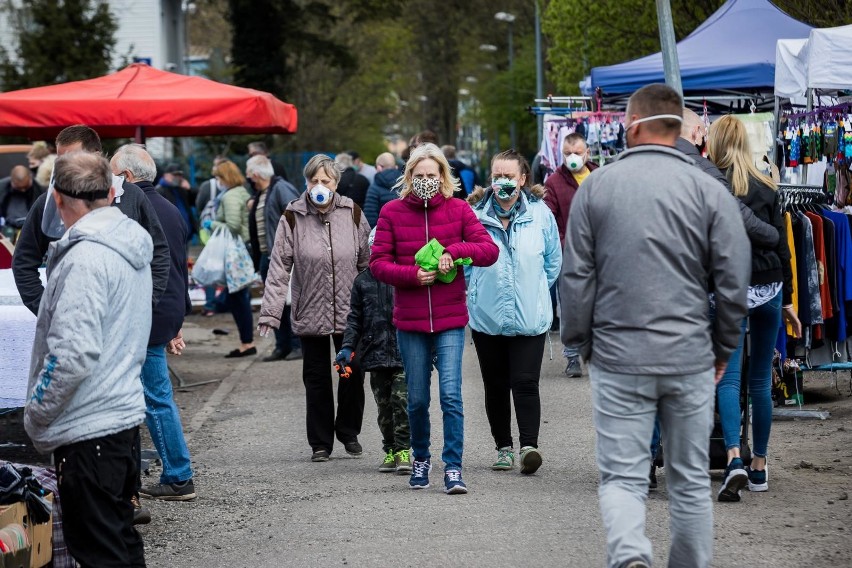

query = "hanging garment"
[822,210,852,342]
[796,212,823,326]
[804,212,833,321]
[784,212,800,337]
[791,213,812,327]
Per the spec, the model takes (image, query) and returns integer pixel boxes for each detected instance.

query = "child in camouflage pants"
[337,230,411,474]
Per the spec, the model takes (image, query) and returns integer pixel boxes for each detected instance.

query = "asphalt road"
[141,323,852,567]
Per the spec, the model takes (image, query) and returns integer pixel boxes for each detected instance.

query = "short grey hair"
[53,151,112,200]
[112,144,157,182]
[303,154,340,184]
[246,155,274,180]
[334,152,353,171]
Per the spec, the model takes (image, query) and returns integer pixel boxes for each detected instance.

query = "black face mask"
[695,137,707,155]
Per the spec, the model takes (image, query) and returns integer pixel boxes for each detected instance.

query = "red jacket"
[370,193,499,333]
[543,161,598,246]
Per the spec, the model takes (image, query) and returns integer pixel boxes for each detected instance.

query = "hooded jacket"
[341,268,403,370]
[24,207,152,453]
[543,160,599,246]
[364,168,402,227]
[259,191,371,336]
[561,145,750,375]
[370,192,499,334]
[466,186,562,337]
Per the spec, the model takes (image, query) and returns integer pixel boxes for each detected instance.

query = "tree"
[0,0,117,90]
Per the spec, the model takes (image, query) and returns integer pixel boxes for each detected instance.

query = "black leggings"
[471,331,546,449]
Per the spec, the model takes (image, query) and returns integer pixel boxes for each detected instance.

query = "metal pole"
[655,0,682,96]
[535,1,544,149]
[508,22,517,149]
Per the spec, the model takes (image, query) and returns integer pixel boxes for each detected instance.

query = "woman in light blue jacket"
[467,149,561,475]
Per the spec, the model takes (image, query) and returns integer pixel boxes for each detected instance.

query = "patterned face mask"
[411,177,441,201]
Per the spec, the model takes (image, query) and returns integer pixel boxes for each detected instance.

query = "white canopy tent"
[775,24,852,99]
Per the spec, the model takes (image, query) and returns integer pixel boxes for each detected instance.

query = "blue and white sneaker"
[409,459,431,489]
[444,468,468,495]
[747,465,768,492]
[718,457,748,502]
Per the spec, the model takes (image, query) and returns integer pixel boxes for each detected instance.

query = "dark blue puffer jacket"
[363,168,401,227]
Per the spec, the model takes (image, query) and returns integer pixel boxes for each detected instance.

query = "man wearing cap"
[560,84,749,568]
[156,163,197,242]
[25,150,151,567]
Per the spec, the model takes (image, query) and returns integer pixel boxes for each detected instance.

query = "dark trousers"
[370,367,410,453]
[54,427,146,568]
[226,287,254,344]
[300,334,365,453]
[471,331,546,449]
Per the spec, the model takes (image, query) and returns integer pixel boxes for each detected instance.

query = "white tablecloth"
[0,269,44,408]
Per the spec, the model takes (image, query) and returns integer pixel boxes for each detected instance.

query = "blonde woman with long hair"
[370,143,499,494]
[707,115,800,501]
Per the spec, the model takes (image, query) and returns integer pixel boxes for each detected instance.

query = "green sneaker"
[379,451,396,472]
[395,449,412,475]
[492,447,515,470]
[519,446,542,475]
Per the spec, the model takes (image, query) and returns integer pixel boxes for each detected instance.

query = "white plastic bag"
[191,227,228,286]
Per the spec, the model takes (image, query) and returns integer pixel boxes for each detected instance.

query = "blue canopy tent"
[587,0,811,96]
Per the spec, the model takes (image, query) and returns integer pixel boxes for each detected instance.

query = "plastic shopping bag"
[414,238,472,284]
[191,227,228,286]
[225,232,256,292]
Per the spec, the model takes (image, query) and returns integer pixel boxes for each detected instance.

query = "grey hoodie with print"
[24,206,153,453]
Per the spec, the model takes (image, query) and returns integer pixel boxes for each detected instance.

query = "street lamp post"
[495,11,516,149]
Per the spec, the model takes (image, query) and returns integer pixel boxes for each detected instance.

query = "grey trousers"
[589,365,715,568]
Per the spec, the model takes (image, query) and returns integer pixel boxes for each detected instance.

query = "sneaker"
[564,356,582,378]
[717,457,748,502]
[139,479,196,501]
[519,446,542,475]
[344,440,363,457]
[624,560,650,568]
[394,449,412,475]
[747,465,768,492]
[409,459,431,489]
[649,464,658,491]
[379,451,396,472]
[311,449,330,462]
[131,496,151,525]
[492,447,515,471]
[443,469,468,494]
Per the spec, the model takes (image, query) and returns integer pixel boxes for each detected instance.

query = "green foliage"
[0,0,118,90]
[543,0,721,95]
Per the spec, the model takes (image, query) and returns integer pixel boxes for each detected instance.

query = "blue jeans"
[590,365,715,568]
[141,345,193,484]
[717,291,781,456]
[397,327,466,469]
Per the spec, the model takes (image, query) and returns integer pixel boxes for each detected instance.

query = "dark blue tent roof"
[589,0,812,94]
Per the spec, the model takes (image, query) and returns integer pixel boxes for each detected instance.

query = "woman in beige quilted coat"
[259,154,371,462]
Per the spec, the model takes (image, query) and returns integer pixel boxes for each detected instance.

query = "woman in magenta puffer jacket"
[370,143,499,494]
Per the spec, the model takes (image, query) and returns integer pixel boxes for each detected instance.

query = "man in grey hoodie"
[561,84,750,568]
[25,151,151,568]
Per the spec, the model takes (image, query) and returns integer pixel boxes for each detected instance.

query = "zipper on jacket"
[326,219,336,333]
[424,200,434,333]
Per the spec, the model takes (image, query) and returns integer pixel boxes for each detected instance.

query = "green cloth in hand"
[414,238,472,283]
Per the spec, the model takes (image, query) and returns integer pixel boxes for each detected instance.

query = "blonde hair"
[213,160,246,189]
[707,115,775,197]
[395,143,460,199]
[303,154,341,184]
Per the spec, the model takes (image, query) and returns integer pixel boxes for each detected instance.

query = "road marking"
[184,357,256,443]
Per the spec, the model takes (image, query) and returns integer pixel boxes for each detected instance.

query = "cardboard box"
[0,493,53,568]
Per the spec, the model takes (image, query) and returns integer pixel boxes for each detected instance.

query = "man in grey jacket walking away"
[560,84,750,568]
[25,151,152,568]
